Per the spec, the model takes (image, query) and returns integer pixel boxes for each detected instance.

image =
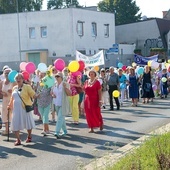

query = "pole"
[7,110,10,141]
[16,0,22,62]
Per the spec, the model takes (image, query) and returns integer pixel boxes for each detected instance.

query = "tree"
[98,0,141,25]
[47,0,81,9]
[0,0,43,14]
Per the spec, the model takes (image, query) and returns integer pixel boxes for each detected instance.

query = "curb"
[85,122,170,170]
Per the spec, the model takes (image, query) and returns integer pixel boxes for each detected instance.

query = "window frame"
[41,26,47,38]
[104,24,109,38]
[77,21,84,37]
[91,22,97,37]
[29,27,35,39]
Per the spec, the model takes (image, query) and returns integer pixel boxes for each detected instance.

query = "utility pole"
[16,0,22,62]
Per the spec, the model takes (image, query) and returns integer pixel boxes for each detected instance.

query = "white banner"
[76,50,105,67]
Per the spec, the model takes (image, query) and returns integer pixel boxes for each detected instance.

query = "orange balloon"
[94,66,99,72]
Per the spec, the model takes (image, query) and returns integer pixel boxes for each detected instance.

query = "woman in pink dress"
[84,69,103,133]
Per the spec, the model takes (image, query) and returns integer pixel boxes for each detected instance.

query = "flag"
[134,54,158,65]
[76,50,105,67]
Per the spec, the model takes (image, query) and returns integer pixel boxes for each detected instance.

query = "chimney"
[162,11,167,18]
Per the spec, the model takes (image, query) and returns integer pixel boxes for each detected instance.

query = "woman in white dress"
[8,73,36,146]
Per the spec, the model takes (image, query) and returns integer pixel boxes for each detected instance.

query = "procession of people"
[0,58,170,146]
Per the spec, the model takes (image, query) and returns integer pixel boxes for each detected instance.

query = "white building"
[0,8,115,68]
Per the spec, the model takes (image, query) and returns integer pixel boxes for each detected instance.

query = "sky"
[42,0,170,18]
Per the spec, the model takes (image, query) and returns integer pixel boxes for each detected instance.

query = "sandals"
[14,139,21,146]
[26,136,32,143]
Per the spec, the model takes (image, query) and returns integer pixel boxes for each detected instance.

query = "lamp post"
[16,0,21,62]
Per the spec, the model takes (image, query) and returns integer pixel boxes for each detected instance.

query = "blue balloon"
[120,83,126,89]
[8,70,18,83]
[118,62,123,68]
[137,67,144,75]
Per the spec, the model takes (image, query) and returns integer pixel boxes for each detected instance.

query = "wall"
[0,8,115,66]
[115,19,160,56]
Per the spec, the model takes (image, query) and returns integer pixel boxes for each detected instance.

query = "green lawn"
[108,132,170,170]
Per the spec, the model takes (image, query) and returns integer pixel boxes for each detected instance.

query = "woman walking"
[84,69,103,133]
[7,73,36,146]
[67,72,81,125]
[51,72,71,138]
[0,67,14,134]
[127,68,139,106]
[141,66,154,103]
[37,72,53,135]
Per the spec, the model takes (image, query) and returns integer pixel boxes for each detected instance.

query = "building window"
[41,26,47,38]
[29,27,35,39]
[91,22,97,37]
[104,24,109,37]
[77,21,84,36]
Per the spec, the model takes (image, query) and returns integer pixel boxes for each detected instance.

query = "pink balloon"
[122,65,127,71]
[72,71,82,78]
[25,62,36,74]
[54,59,65,71]
[20,62,27,71]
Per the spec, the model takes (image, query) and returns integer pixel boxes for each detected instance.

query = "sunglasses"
[55,76,60,78]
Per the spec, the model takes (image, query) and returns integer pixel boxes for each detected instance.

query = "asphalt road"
[0,97,170,170]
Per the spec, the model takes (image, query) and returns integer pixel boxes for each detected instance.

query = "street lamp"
[16,0,21,62]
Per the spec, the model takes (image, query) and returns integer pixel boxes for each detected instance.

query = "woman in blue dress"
[127,68,139,106]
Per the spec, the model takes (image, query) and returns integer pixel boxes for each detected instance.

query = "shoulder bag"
[17,91,34,113]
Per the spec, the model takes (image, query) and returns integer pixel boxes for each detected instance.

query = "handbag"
[17,91,34,113]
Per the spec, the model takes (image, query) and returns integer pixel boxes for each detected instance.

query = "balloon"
[112,90,120,98]
[148,60,153,67]
[137,67,144,75]
[8,70,18,83]
[165,63,170,69]
[78,61,85,72]
[68,61,79,72]
[20,62,27,71]
[122,65,127,71]
[151,61,159,69]
[42,76,55,88]
[94,66,99,72]
[168,59,170,64]
[132,62,136,67]
[152,84,157,91]
[54,59,65,71]
[118,62,123,68]
[22,71,30,80]
[72,71,82,78]
[38,63,47,72]
[161,77,167,83]
[157,72,162,78]
[25,62,36,74]
[120,83,126,89]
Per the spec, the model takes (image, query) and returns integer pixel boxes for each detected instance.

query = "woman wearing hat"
[51,72,71,138]
[84,69,103,133]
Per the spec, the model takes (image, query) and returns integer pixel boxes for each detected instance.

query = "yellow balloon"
[132,62,136,67]
[94,66,99,72]
[68,61,79,72]
[165,63,170,69]
[40,82,44,86]
[147,60,152,67]
[168,60,170,64]
[112,90,120,98]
